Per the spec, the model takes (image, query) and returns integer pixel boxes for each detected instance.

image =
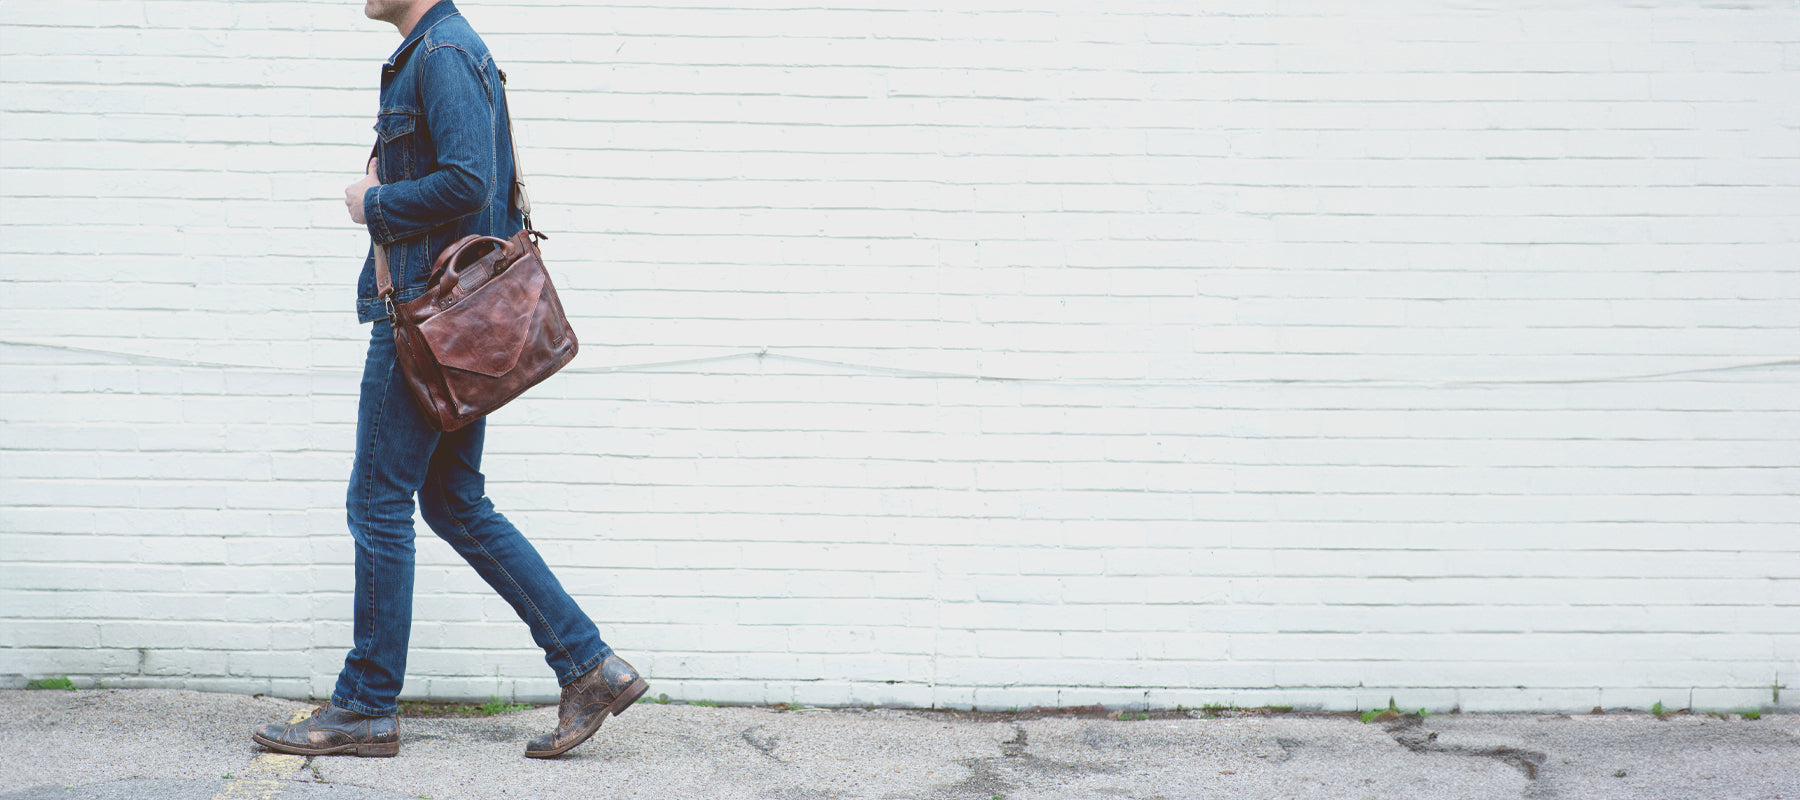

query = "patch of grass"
[476,696,529,716]
[1651,701,1667,718]
[688,700,720,707]
[653,693,671,705]
[773,702,806,712]
[1360,698,1426,724]
[1741,710,1761,721]
[26,677,76,690]
[1191,704,1296,718]
[1116,711,1151,722]
[398,697,535,718]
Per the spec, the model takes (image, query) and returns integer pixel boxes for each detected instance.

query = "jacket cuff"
[365,185,393,244]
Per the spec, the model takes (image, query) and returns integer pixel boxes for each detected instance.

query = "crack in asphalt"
[934,724,1121,800]
[1383,717,1552,799]
[742,725,785,764]
[1275,737,1303,762]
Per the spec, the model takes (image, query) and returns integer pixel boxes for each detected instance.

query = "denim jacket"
[356,1,523,323]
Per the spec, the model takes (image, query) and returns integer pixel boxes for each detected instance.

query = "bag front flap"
[414,262,548,378]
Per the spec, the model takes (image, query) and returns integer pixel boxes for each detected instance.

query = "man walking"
[253,0,645,759]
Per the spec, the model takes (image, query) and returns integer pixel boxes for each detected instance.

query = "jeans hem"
[331,694,398,718]
[559,646,615,687]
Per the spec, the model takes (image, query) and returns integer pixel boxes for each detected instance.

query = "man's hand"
[346,158,379,224]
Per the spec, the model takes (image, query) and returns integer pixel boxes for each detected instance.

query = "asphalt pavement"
[0,688,1793,800]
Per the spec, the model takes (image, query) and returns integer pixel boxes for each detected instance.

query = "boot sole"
[252,732,399,758]
[523,677,649,759]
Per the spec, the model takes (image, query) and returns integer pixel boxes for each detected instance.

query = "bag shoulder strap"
[499,69,531,230]
[376,66,531,305]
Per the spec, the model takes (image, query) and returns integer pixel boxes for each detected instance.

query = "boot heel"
[611,678,649,716]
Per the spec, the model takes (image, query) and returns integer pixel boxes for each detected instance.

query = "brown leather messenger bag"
[372,71,577,432]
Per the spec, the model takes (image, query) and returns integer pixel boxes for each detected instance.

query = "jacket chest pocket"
[374,110,422,182]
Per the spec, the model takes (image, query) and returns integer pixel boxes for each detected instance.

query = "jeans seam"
[427,467,578,679]
[344,334,397,714]
[565,651,606,687]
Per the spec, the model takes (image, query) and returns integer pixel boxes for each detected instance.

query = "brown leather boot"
[524,654,648,758]
[252,702,399,757]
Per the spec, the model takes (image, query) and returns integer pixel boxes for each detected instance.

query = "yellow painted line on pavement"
[211,705,317,800]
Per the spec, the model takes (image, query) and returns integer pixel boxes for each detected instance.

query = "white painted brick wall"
[2,1,1797,713]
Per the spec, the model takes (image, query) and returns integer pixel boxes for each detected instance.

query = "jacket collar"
[384,1,460,68]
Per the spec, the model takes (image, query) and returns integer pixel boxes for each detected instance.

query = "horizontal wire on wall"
[5,338,1796,388]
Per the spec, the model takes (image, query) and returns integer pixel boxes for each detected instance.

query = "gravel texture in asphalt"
[1,689,1793,799]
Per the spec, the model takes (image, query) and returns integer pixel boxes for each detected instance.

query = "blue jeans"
[332,319,611,717]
